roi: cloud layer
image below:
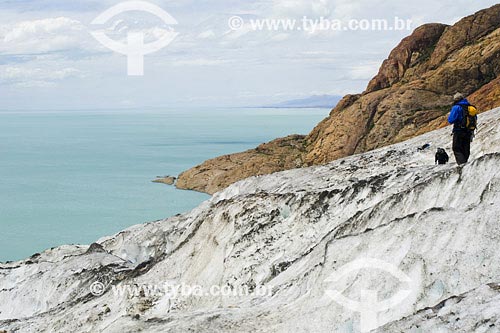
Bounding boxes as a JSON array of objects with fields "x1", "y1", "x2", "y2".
[{"x1": 0, "y1": 0, "x2": 499, "y2": 109}]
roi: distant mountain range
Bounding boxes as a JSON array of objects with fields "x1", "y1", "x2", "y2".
[{"x1": 264, "y1": 95, "x2": 342, "y2": 109}]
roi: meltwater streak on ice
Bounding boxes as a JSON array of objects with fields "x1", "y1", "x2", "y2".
[{"x1": 0, "y1": 107, "x2": 330, "y2": 262}]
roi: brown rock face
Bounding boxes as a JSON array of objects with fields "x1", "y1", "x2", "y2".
[
  {"x1": 176, "y1": 135, "x2": 306, "y2": 194},
  {"x1": 177, "y1": 4, "x2": 500, "y2": 194},
  {"x1": 366, "y1": 23, "x2": 447, "y2": 92},
  {"x1": 429, "y1": 6, "x2": 500, "y2": 69},
  {"x1": 469, "y1": 77, "x2": 500, "y2": 111}
]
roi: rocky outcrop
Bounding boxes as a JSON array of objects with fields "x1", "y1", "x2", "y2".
[
  {"x1": 152, "y1": 176, "x2": 176, "y2": 186},
  {"x1": 2, "y1": 107, "x2": 500, "y2": 332},
  {"x1": 365, "y1": 23, "x2": 447, "y2": 92},
  {"x1": 176, "y1": 135, "x2": 307, "y2": 194},
  {"x1": 177, "y1": 4, "x2": 500, "y2": 194}
]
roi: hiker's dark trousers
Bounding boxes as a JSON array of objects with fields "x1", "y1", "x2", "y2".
[{"x1": 452, "y1": 131, "x2": 472, "y2": 165}]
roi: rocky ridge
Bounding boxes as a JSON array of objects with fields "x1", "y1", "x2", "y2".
[{"x1": 177, "y1": 4, "x2": 500, "y2": 194}]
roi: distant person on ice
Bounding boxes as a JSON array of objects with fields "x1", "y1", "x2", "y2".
[{"x1": 448, "y1": 92, "x2": 478, "y2": 165}]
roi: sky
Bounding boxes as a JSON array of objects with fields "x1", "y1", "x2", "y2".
[{"x1": 0, "y1": 0, "x2": 498, "y2": 110}]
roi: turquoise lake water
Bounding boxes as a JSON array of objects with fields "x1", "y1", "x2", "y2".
[{"x1": 0, "y1": 108, "x2": 329, "y2": 262}]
